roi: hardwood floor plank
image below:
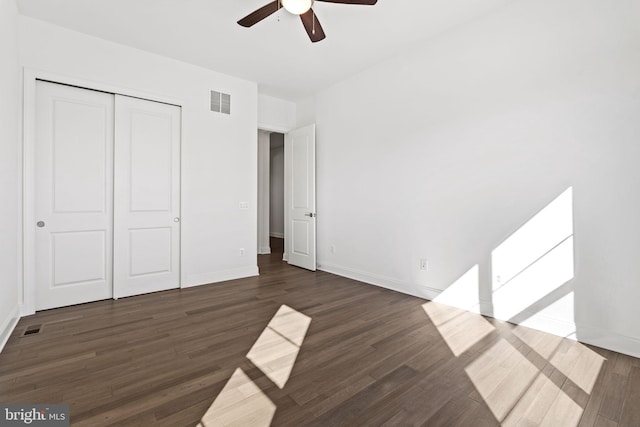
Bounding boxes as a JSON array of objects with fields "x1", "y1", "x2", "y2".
[
  {"x1": 303, "y1": 365, "x2": 419, "y2": 427},
  {"x1": 618, "y1": 366, "x2": 640, "y2": 427},
  {"x1": 594, "y1": 415, "x2": 619, "y2": 427},
  {"x1": 598, "y1": 373, "x2": 629, "y2": 422},
  {"x1": 578, "y1": 349, "x2": 617, "y2": 427}
]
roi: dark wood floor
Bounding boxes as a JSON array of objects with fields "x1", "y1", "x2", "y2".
[{"x1": 1, "y1": 238, "x2": 639, "y2": 426}]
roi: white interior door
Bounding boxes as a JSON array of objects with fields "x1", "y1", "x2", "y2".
[
  {"x1": 113, "y1": 95, "x2": 181, "y2": 298},
  {"x1": 285, "y1": 124, "x2": 316, "y2": 270},
  {"x1": 34, "y1": 81, "x2": 114, "y2": 310}
]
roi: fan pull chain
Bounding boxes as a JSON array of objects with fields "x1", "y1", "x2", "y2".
[
  {"x1": 312, "y1": 9, "x2": 315, "y2": 34},
  {"x1": 277, "y1": 0, "x2": 280, "y2": 22}
]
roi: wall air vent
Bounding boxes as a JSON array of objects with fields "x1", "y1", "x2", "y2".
[{"x1": 211, "y1": 90, "x2": 231, "y2": 115}]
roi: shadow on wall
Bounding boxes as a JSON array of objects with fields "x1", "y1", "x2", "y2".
[{"x1": 432, "y1": 187, "x2": 576, "y2": 339}]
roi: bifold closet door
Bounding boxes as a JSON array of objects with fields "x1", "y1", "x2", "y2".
[
  {"x1": 34, "y1": 81, "x2": 115, "y2": 310},
  {"x1": 34, "y1": 82, "x2": 181, "y2": 310},
  {"x1": 113, "y1": 95, "x2": 181, "y2": 299}
]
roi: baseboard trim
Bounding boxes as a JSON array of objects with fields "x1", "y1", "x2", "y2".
[
  {"x1": 258, "y1": 246, "x2": 272, "y2": 255},
  {"x1": 270, "y1": 232, "x2": 284, "y2": 239},
  {"x1": 576, "y1": 324, "x2": 640, "y2": 358},
  {"x1": 0, "y1": 306, "x2": 20, "y2": 354},
  {"x1": 182, "y1": 266, "x2": 260, "y2": 289},
  {"x1": 317, "y1": 262, "x2": 440, "y2": 300},
  {"x1": 504, "y1": 313, "x2": 577, "y2": 341}
]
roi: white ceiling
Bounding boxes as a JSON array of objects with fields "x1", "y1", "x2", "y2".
[{"x1": 17, "y1": 0, "x2": 514, "y2": 100}]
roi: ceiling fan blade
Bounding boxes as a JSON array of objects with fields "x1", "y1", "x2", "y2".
[
  {"x1": 300, "y1": 9, "x2": 326, "y2": 42},
  {"x1": 238, "y1": 0, "x2": 280, "y2": 27},
  {"x1": 316, "y1": 0, "x2": 377, "y2": 4}
]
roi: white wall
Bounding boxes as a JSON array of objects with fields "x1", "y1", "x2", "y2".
[
  {"x1": 19, "y1": 17, "x2": 259, "y2": 311},
  {"x1": 270, "y1": 133, "x2": 285, "y2": 238},
  {"x1": 0, "y1": 0, "x2": 21, "y2": 349},
  {"x1": 314, "y1": 0, "x2": 640, "y2": 356},
  {"x1": 295, "y1": 96, "x2": 316, "y2": 128},
  {"x1": 258, "y1": 94, "x2": 296, "y2": 133}
]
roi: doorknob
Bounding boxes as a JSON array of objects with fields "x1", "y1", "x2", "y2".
[
  {"x1": 36, "y1": 221, "x2": 45, "y2": 228},
  {"x1": 174, "y1": 217, "x2": 180, "y2": 223},
  {"x1": 304, "y1": 213, "x2": 315, "y2": 218}
]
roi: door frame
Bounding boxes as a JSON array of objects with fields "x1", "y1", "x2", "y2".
[
  {"x1": 256, "y1": 123, "x2": 317, "y2": 266},
  {"x1": 22, "y1": 69, "x2": 184, "y2": 316}
]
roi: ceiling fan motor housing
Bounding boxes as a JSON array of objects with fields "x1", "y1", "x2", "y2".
[{"x1": 281, "y1": 0, "x2": 314, "y2": 15}]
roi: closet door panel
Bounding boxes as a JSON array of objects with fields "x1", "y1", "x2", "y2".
[
  {"x1": 34, "y1": 81, "x2": 114, "y2": 310},
  {"x1": 113, "y1": 95, "x2": 181, "y2": 298}
]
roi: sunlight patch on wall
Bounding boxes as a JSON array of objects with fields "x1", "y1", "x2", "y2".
[
  {"x1": 492, "y1": 187, "x2": 573, "y2": 287},
  {"x1": 422, "y1": 301, "x2": 494, "y2": 357},
  {"x1": 247, "y1": 304, "x2": 312, "y2": 389},
  {"x1": 493, "y1": 236, "x2": 575, "y2": 321},
  {"x1": 198, "y1": 368, "x2": 276, "y2": 427},
  {"x1": 492, "y1": 187, "x2": 575, "y2": 329},
  {"x1": 517, "y1": 290, "x2": 577, "y2": 338},
  {"x1": 433, "y1": 265, "x2": 481, "y2": 313}
]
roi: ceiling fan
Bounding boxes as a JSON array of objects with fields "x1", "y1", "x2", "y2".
[{"x1": 238, "y1": 0, "x2": 377, "y2": 43}]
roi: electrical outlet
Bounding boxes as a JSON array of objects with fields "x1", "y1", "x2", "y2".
[
  {"x1": 239, "y1": 248, "x2": 245, "y2": 255},
  {"x1": 420, "y1": 259, "x2": 428, "y2": 271}
]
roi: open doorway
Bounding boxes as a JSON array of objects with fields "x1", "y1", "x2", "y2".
[
  {"x1": 258, "y1": 124, "x2": 317, "y2": 271},
  {"x1": 269, "y1": 133, "x2": 285, "y2": 256},
  {"x1": 257, "y1": 130, "x2": 285, "y2": 260}
]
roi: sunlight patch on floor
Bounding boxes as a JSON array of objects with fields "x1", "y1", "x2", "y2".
[
  {"x1": 540, "y1": 386, "x2": 585, "y2": 426},
  {"x1": 422, "y1": 301, "x2": 494, "y2": 357},
  {"x1": 201, "y1": 305, "x2": 312, "y2": 425},
  {"x1": 247, "y1": 304, "x2": 312, "y2": 389},
  {"x1": 198, "y1": 368, "x2": 276, "y2": 427},
  {"x1": 551, "y1": 340, "x2": 606, "y2": 394},
  {"x1": 501, "y1": 367, "x2": 576, "y2": 426},
  {"x1": 465, "y1": 338, "x2": 539, "y2": 421},
  {"x1": 512, "y1": 324, "x2": 564, "y2": 360},
  {"x1": 463, "y1": 332, "x2": 604, "y2": 426}
]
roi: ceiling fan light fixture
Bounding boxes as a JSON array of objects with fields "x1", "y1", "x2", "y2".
[{"x1": 281, "y1": 0, "x2": 313, "y2": 15}]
